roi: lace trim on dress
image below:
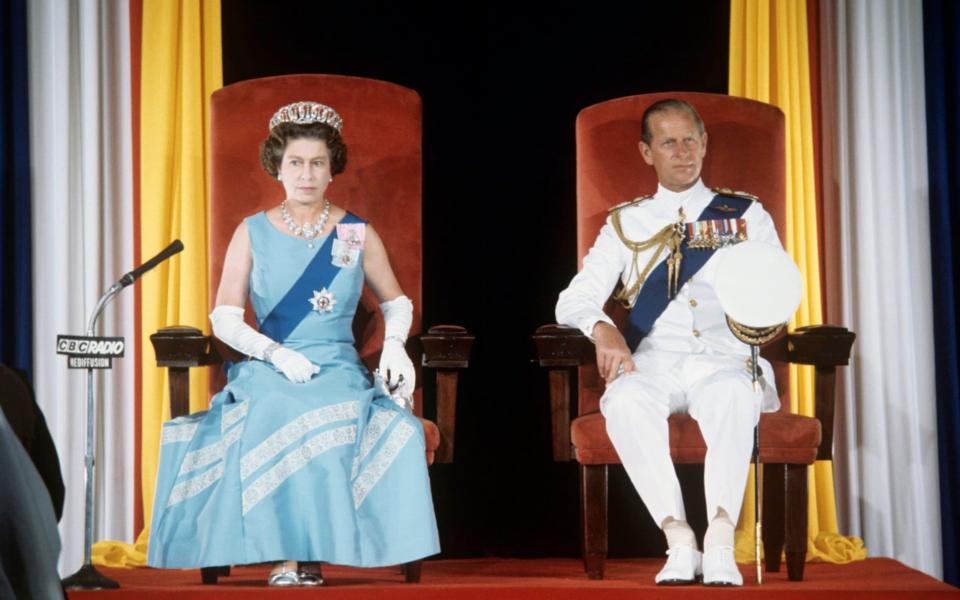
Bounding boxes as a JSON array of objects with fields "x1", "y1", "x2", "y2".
[
  {"x1": 351, "y1": 419, "x2": 415, "y2": 509},
  {"x1": 351, "y1": 409, "x2": 399, "y2": 479},
  {"x1": 240, "y1": 401, "x2": 358, "y2": 481},
  {"x1": 160, "y1": 419, "x2": 200, "y2": 445},
  {"x1": 178, "y1": 423, "x2": 244, "y2": 476},
  {"x1": 221, "y1": 401, "x2": 249, "y2": 433},
  {"x1": 166, "y1": 462, "x2": 225, "y2": 507},
  {"x1": 242, "y1": 424, "x2": 357, "y2": 515}
]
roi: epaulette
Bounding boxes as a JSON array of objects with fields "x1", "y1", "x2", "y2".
[
  {"x1": 607, "y1": 194, "x2": 654, "y2": 214},
  {"x1": 712, "y1": 187, "x2": 760, "y2": 202}
]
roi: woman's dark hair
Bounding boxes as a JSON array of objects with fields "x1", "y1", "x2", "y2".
[{"x1": 259, "y1": 122, "x2": 348, "y2": 177}]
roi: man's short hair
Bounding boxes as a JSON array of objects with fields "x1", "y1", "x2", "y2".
[{"x1": 641, "y1": 99, "x2": 706, "y2": 145}]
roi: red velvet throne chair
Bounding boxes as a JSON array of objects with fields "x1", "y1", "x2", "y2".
[
  {"x1": 150, "y1": 74, "x2": 473, "y2": 584},
  {"x1": 533, "y1": 92, "x2": 855, "y2": 582}
]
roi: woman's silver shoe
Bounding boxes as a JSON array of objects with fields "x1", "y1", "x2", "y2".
[
  {"x1": 267, "y1": 568, "x2": 300, "y2": 587},
  {"x1": 298, "y1": 569, "x2": 324, "y2": 586}
]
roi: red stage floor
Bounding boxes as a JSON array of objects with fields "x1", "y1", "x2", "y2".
[{"x1": 67, "y1": 557, "x2": 960, "y2": 599}]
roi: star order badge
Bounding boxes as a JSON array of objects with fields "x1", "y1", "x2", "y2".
[{"x1": 309, "y1": 288, "x2": 336, "y2": 313}]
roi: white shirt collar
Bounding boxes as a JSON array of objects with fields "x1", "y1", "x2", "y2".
[{"x1": 655, "y1": 178, "x2": 710, "y2": 208}]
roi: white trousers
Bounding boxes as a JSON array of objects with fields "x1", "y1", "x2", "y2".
[{"x1": 600, "y1": 351, "x2": 763, "y2": 527}]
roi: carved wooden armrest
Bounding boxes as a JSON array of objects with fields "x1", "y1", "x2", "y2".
[
  {"x1": 788, "y1": 325, "x2": 856, "y2": 460},
  {"x1": 531, "y1": 324, "x2": 596, "y2": 462},
  {"x1": 420, "y1": 325, "x2": 474, "y2": 463},
  {"x1": 150, "y1": 326, "x2": 216, "y2": 368},
  {"x1": 786, "y1": 325, "x2": 856, "y2": 366},
  {"x1": 763, "y1": 325, "x2": 857, "y2": 461},
  {"x1": 532, "y1": 324, "x2": 595, "y2": 367},
  {"x1": 150, "y1": 326, "x2": 216, "y2": 418},
  {"x1": 150, "y1": 326, "x2": 247, "y2": 418}
]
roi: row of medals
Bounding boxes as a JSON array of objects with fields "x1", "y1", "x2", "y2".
[{"x1": 685, "y1": 218, "x2": 748, "y2": 250}]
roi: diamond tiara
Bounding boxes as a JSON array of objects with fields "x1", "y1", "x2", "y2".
[{"x1": 268, "y1": 101, "x2": 343, "y2": 133}]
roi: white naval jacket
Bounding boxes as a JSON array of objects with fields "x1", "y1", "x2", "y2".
[{"x1": 555, "y1": 179, "x2": 784, "y2": 407}]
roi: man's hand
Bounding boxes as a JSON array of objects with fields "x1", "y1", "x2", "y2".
[{"x1": 593, "y1": 322, "x2": 636, "y2": 382}]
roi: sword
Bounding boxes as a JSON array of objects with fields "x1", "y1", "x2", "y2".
[
  {"x1": 727, "y1": 316, "x2": 783, "y2": 585},
  {"x1": 373, "y1": 368, "x2": 413, "y2": 412},
  {"x1": 712, "y1": 240, "x2": 803, "y2": 585}
]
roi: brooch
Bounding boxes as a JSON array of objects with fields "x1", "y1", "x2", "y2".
[
  {"x1": 308, "y1": 288, "x2": 336, "y2": 313},
  {"x1": 331, "y1": 239, "x2": 360, "y2": 268},
  {"x1": 336, "y1": 223, "x2": 366, "y2": 249}
]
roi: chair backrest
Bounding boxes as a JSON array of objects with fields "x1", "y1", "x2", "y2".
[
  {"x1": 209, "y1": 75, "x2": 423, "y2": 414},
  {"x1": 575, "y1": 91, "x2": 787, "y2": 415}
]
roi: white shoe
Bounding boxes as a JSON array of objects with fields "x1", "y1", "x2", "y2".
[
  {"x1": 655, "y1": 545, "x2": 702, "y2": 585},
  {"x1": 702, "y1": 546, "x2": 743, "y2": 586}
]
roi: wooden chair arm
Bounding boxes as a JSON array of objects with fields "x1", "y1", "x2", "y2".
[
  {"x1": 787, "y1": 325, "x2": 855, "y2": 460},
  {"x1": 150, "y1": 326, "x2": 217, "y2": 368},
  {"x1": 421, "y1": 324, "x2": 474, "y2": 368},
  {"x1": 150, "y1": 327, "x2": 244, "y2": 418},
  {"x1": 761, "y1": 324, "x2": 856, "y2": 461},
  {"x1": 531, "y1": 324, "x2": 595, "y2": 462},
  {"x1": 420, "y1": 325, "x2": 474, "y2": 463},
  {"x1": 786, "y1": 325, "x2": 856, "y2": 367},
  {"x1": 149, "y1": 326, "x2": 212, "y2": 418},
  {"x1": 532, "y1": 324, "x2": 595, "y2": 367}
]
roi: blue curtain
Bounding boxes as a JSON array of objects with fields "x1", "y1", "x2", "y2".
[
  {"x1": 923, "y1": 0, "x2": 960, "y2": 586},
  {"x1": 0, "y1": 0, "x2": 33, "y2": 379}
]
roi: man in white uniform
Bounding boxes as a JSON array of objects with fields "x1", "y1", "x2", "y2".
[{"x1": 555, "y1": 99, "x2": 782, "y2": 586}]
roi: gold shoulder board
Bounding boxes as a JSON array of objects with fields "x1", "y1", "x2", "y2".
[
  {"x1": 607, "y1": 194, "x2": 654, "y2": 214},
  {"x1": 711, "y1": 187, "x2": 760, "y2": 202}
]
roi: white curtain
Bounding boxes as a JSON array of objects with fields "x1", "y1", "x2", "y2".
[
  {"x1": 28, "y1": 0, "x2": 135, "y2": 575},
  {"x1": 821, "y1": 0, "x2": 942, "y2": 578}
]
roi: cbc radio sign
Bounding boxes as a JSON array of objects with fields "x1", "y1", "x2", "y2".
[{"x1": 56, "y1": 335, "x2": 125, "y2": 369}]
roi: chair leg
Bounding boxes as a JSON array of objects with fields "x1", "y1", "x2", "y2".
[
  {"x1": 200, "y1": 566, "x2": 223, "y2": 585},
  {"x1": 785, "y1": 464, "x2": 808, "y2": 581},
  {"x1": 762, "y1": 463, "x2": 785, "y2": 573},
  {"x1": 580, "y1": 464, "x2": 608, "y2": 580},
  {"x1": 402, "y1": 560, "x2": 422, "y2": 583}
]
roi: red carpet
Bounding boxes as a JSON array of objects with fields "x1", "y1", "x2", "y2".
[{"x1": 67, "y1": 557, "x2": 959, "y2": 599}]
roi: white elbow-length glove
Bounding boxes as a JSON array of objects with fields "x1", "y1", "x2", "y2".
[
  {"x1": 378, "y1": 295, "x2": 415, "y2": 402},
  {"x1": 209, "y1": 305, "x2": 319, "y2": 384}
]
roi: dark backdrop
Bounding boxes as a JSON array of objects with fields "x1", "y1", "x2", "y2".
[
  {"x1": 923, "y1": 0, "x2": 960, "y2": 586},
  {"x1": 222, "y1": 0, "x2": 729, "y2": 559}
]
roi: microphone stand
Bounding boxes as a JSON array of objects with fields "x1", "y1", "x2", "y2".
[
  {"x1": 63, "y1": 240, "x2": 183, "y2": 590},
  {"x1": 61, "y1": 283, "x2": 124, "y2": 590}
]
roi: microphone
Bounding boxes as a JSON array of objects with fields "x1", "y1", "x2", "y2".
[{"x1": 117, "y1": 239, "x2": 184, "y2": 288}]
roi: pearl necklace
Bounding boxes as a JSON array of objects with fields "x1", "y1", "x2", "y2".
[{"x1": 281, "y1": 199, "x2": 330, "y2": 240}]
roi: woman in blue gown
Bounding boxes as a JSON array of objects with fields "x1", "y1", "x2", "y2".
[{"x1": 147, "y1": 102, "x2": 439, "y2": 586}]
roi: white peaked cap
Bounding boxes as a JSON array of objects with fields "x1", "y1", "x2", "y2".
[{"x1": 714, "y1": 241, "x2": 802, "y2": 328}]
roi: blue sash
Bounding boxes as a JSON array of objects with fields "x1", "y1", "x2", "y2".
[
  {"x1": 259, "y1": 212, "x2": 365, "y2": 343},
  {"x1": 622, "y1": 194, "x2": 752, "y2": 351}
]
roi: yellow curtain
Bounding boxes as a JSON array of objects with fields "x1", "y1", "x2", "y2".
[
  {"x1": 93, "y1": 0, "x2": 222, "y2": 567},
  {"x1": 728, "y1": 0, "x2": 866, "y2": 564}
]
